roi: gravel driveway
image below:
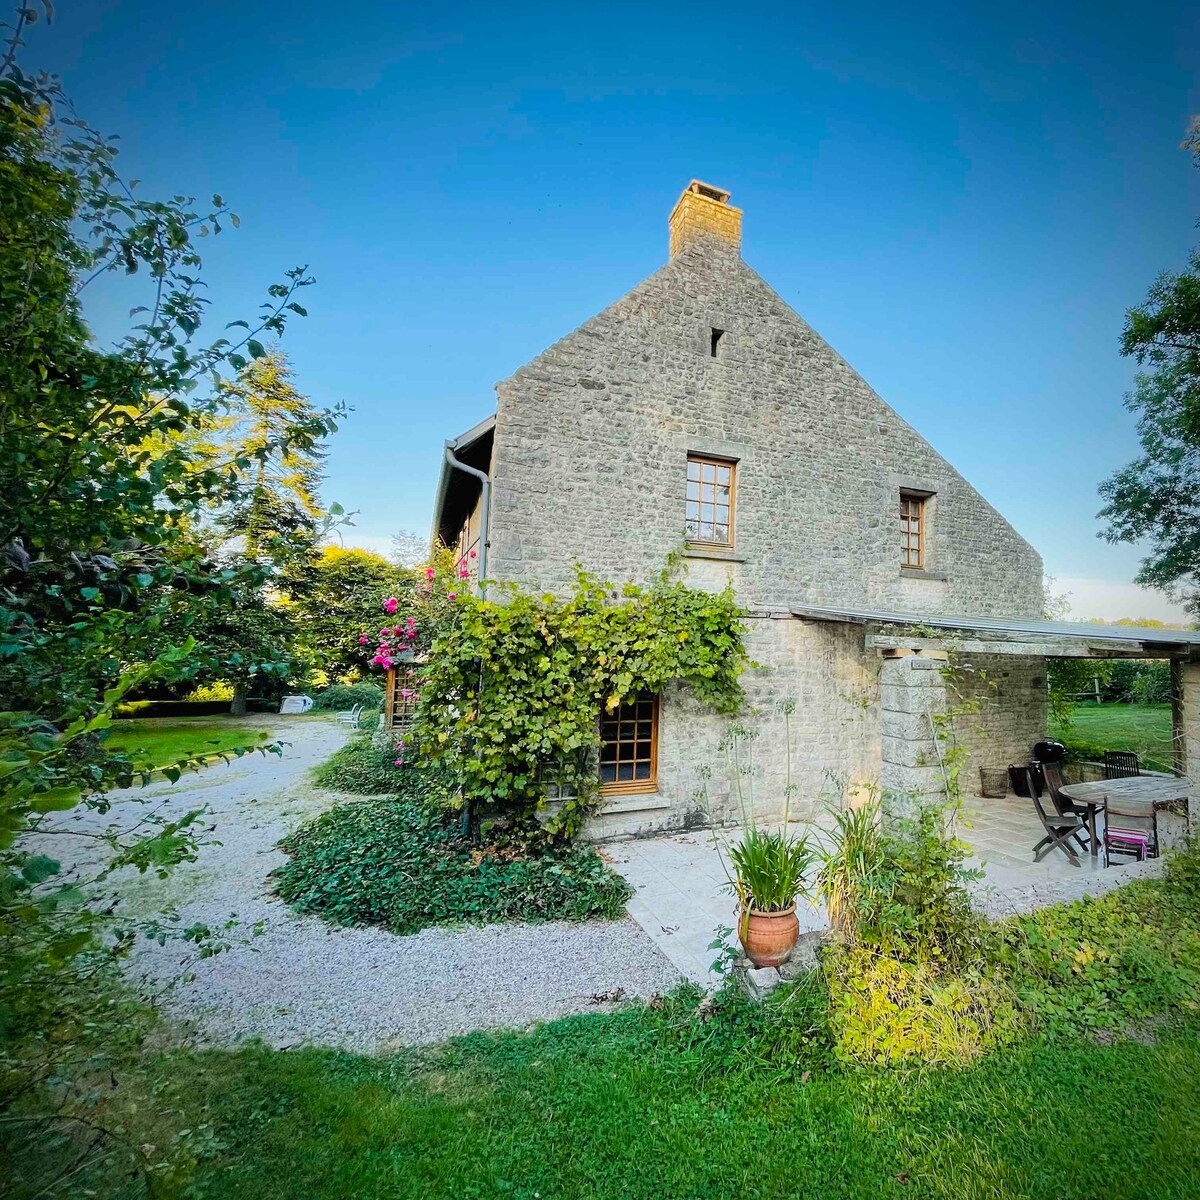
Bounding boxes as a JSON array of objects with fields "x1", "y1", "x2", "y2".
[{"x1": 67, "y1": 718, "x2": 680, "y2": 1052}]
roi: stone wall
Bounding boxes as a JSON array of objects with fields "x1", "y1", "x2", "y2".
[
  {"x1": 486, "y1": 236, "x2": 1043, "y2": 619},
  {"x1": 584, "y1": 613, "x2": 883, "y2": 840},
  {"x1": 878, "y1": 651, "x2": 1046, "y2": 811},
  {"x1": 465, "y1": 200, "x2": 1046, "y2": 838}
]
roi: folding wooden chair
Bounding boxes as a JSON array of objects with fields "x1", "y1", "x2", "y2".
[
  {"x1": 1041, "y1": 762, "x2": 1092, "y2": 848},
  {"x1": 1103, "y1": 750, "x2": 1140, "y2": 779},
  {"x1": 1103, "y1": 801, "x2": 1159, "y2": 867},
  {"x1": 1024, "y1": 767, "x2": 1086, "y2": 867}
]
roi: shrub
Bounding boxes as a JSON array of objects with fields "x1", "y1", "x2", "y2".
[
  {"x1": 273, "y1": 799, "x2": 633, "y2": 934},
  {"x1": 823, "y1": 944, "x2": 1027, "y2": 1066},
  {"x1": 311, "y1": 682, "x2": 384, "y2": 711},
  {"x1": 1132, "y1": 660, "x2": 1172, "y2": 704}
]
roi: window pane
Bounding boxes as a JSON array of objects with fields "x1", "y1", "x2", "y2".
[
  {"x1": 701, "y1": 503, "x2": 714, "y2": 522},
  {"x1": 635, "y1": 763, "x2": 651, "y2": 780},
  {"x1": 685, "y1": 500, "x2": 700, "y2": 520},
  {"x1": 687, "y1": 481, "x2": 700, "y2": 501},
  {"x1": 687, "y1": 461, "x2": 700, "y2": 481},
  {"x1": 618, "y1": 763, "x2": 634, "y2": 782},
  {"x1": 713, "y1": 524, "x2": 728, "y2": 543},
  {"x1": 702, "y1": 462, "x2": 715, "y2": 482},
  {"x1": 717, "y1": 465, "x2": 731, "y2": 484},
  {"x1": 600, "y1": 764, "x2": 616, "y2": 782}
]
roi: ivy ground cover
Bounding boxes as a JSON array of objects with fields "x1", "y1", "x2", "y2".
[{"x1": 273, "y1": 797, "x2": 632, "y2": 934}]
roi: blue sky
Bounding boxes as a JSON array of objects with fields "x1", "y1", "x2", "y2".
[{"x1": 31, "y1": 0, "x2": 1200, "y2": 619}]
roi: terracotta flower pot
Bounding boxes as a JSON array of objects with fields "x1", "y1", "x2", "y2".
[{"x1": 738, "y1": 903, "x2": 799, "y2": 968}]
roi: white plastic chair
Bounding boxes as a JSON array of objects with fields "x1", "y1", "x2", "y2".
[{"x1": 335, "y1": 703, "x2": 363, "y2": 729}]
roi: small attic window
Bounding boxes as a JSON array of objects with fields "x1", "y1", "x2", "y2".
[{"x1": 710, "y1": 328, "x2": 724, "y2": 358}]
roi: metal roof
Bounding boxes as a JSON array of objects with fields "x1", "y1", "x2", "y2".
[{"x1": 789, "y1": 603, "x2": 1200, "y2": 647}]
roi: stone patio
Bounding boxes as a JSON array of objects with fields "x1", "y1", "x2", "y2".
[{"x1": 602, "y1": 793, "x2": 1180, "y2": 984}]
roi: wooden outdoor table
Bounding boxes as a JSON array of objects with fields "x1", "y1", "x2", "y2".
[{"x1": 1058, "y1": 776, "x2": 1190, "y2": 858}]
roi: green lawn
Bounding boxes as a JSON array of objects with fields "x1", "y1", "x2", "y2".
[
  {"x1": 34, "y1": 1003, "x2": 1200, "y2": 1200},
  {"x1": 103, "y1": 717, "x2": 271, "y2": 770},
  {"x1": 1050, "y1": 702, "x2": 1174, "y2": 771}
]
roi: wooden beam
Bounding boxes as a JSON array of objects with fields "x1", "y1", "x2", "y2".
[{"x1": 864, "y1": 632, "x2": 1148, "y2": 658}]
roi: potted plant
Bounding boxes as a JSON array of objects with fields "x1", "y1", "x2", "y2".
[
  {"x1": 729, "y1": 826, "x2": 814, "y2": 967},
  {"x1": 701, "y1": 702, "x2": 815, "y2": 968}
]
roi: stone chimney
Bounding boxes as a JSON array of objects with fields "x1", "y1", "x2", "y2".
[{"x1": 668, "y1": 180, "x2": 742, "y2": 259}]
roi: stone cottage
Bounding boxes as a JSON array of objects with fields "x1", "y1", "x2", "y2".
[{"x1": 418, "y1": 181, "x2": 1200, "y2": 839}]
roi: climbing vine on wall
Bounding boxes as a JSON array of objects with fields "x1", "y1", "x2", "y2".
[{"x1": 396, "y1": 562, "x2": 748, "y2": 840}]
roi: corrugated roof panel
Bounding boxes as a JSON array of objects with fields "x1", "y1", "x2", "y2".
[{"x1": 789, "y1": 603, "x2": 1200, "y2": 646}]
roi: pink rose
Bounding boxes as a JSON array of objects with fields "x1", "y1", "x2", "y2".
[
  {"x1": 448, "y1": 592, "x2": 457, "y2": 601},
  {"x1": 470, "y1": 550, "x2": 477, "y2": 559},
  {"x1": 426, "y1": 567, "x2": 435, "y2": 580},
  {"x1": 383, "y1": 597, "x2": 399, "y2": 615},
  {"x1": 358, "y1": 635, "x2": 369, "y2": 644}
]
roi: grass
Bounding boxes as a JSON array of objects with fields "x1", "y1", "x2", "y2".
[
  {"x1": 13, "y1": 1000, "x2": 1200, "y2": 1199},
  {"x1": 12, "y1": 854, "x2": 1200, "y2": 1198},
  {"x1": 1050, "y1": 702, "x2": 1173, "y2": 771},
  {"x1": 273, "y1": 797, "x2": 632, "y2": 933},
  {"x1": 103, "y1": 716, "x2": 271, "y2": 770}
]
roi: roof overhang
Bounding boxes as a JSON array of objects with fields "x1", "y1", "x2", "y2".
[
  {"x1": 790, "y1": 603, "x2": 1200, "y2": 659},
  {"x1": 430, "y1": 414, "x2": 496, "y2": 549}
]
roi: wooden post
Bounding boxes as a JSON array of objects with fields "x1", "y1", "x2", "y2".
[
  {"x1": 384, "y1": 665, "x2": 396, "y2": 729},
  {"x1": 1172, "y1": 658, "x2": 1185, "y2": 777}
]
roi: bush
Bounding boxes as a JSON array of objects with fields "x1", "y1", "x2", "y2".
[
  {"x1": 823, "y1": 944, "x2": 1027, "y2": 1066},
  {"x1": 1132, "y1": 661, "x2": 1172, "y2": 704},
  {"x1": 1059, "y1": 737, "x2": 1108, "y2": 765},
  {"x1": 273, "y1": 799, "x2": 633, "y2": 934},
  {"x1": 311, "y1": 682, "x2": 384, "y2": 712}
]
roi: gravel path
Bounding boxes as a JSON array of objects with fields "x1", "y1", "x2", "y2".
[{"x1": 65, "y1": 718, "x2": 679, "y2": 1052}]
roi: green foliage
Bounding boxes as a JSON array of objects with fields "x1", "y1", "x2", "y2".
[
  {"x1": 728, "y1": 827, "x2": 814, "y2": 912},
  {"x1": 0, "y1": 5, "x2": 322, "y2": 1146},
  {"x1": 272, "y1": 798, "x2": 633, "y2": 934},
  {"x1": 702, "y1": 703, "x2": 816, "y2": 915},
  {"x1": 311, "y1": 736, "x2": 417, "y2": 795},
  {"x1": 816, "y1": 796, "x2": 887, "y2": 933},
  {"x1": 818, "y1": 796, "x2": 998, "y2": 1064},
  {"x1": 14, "y1": 969, "x2": 1200, "y2": 1198},
  {"x1": 292, "y1": 547, "x2": 410, "y2": 682},
  {"x1": 1132, "y1": 660, "x2": 1172, "y2": 703},
  {"x1": 1046, "y1": 658, "x2": 1113, "y2": 727},
  {"x1": 828, "y1": 799, "x2": 984, "y2": 967},
  {"x1": 310, "y1": 682, "x2": 384, "y2": 712},
  {"x1": 823, "y1": 944, "x2": 1027, "y2": 1067},
  {"x1": 411, "y1": 561, "x2": 748, "y2": 839},
  {"x1": 995, "y1": 865, "x2": 1200, "y2": 1036},
  {"x1": 1098, "y1": 133, "x2": 1200, "y2": 614}
]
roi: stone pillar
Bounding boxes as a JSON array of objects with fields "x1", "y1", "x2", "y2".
[
  {"x1": 1178, "y1": 660, "x2": 1200, "y2": 833},
  {"x1": 879, "y1": 652, "x2": 949, "y2": 812}
]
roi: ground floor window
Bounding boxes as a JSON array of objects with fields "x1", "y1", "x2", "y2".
[{"x1": 599, "y1": 693, "x2": 659, "y2": 794}]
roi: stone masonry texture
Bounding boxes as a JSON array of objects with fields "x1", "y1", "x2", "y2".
[{"x1": 458, "y1": 196, "x2": 1047, "y2": 836}]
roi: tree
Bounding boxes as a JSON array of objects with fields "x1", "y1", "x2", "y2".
[
  {"x1": 0, "y1": 3, "x2": 333, "y2": 1159},
  {"x1": 215, "y1": 350, "x2": 329, "y2": 564},
  {"x1": 1098, "y1": 119, "x2": 1200, "y2": 614},
  {"x1": 290, "y1": 546, "x2": 409, "y2": 682}
]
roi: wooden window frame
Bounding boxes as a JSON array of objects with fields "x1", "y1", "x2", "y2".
[
  {"x1": 900, "y1": 490, "x2": 928, "y2": 570},
  {"x1": 685, "y1": 454, "x2": 736, "y2": 550},
  {"x1": 599, "y1": 693, "x2": 659, "y2": 796}
]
